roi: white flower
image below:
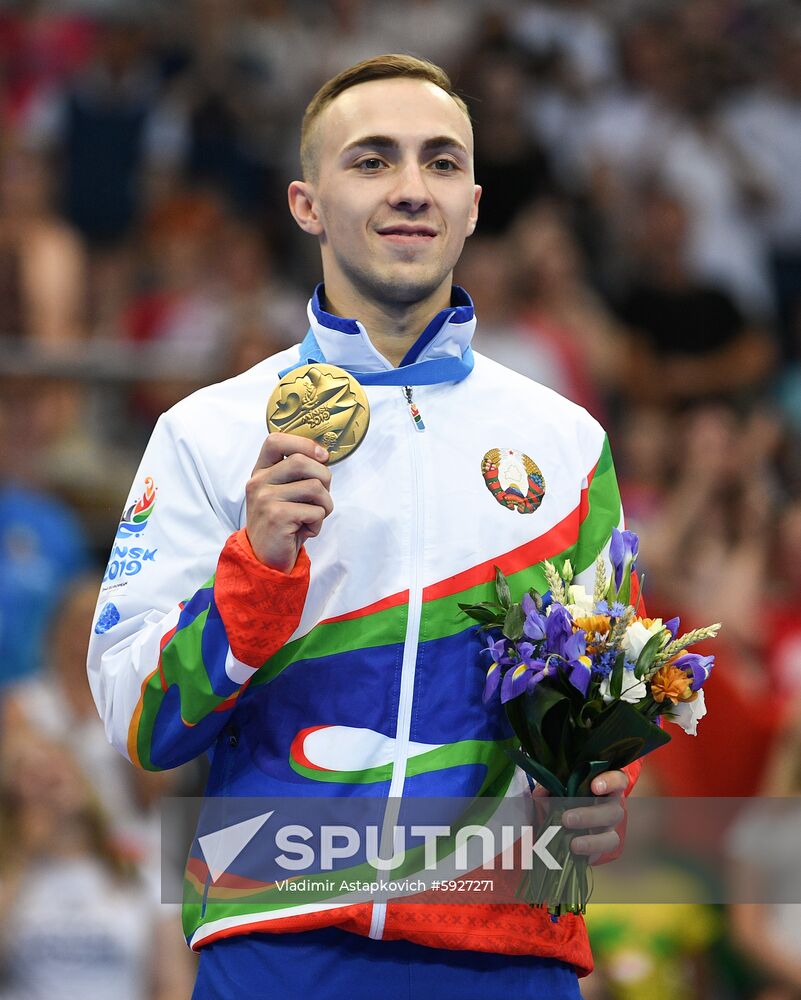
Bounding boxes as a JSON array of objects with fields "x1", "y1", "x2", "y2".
[
  {"x1": 566, "y1": 584, "x2": 594, "y2": 617},
  {"x1": 622, "y1": 619, "x2": 664, "y2": 663},
  {"x1": 599, "y1": 671, "x2": 647, "y2": 705},
  {"x1": 665, "y1": 689, "x2": 707, "y2": 736}
]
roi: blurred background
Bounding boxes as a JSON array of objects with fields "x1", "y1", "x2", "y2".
[{"x1": 0, "y1": 0, "x2": 800, "y2": 996}]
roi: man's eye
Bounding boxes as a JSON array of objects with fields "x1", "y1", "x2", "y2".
[
  {"x1": 432, "y1": 159, "x2": 457, "y2": 171},
  {"x1": 357, "y1": 158, "x2": 385, "y2": 170}
]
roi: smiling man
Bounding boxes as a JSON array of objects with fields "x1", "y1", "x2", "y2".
[{"x1": 88, "y1": 55, "x2": 636, "y2": 1000}]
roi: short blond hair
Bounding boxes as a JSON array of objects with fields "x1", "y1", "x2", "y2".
[{"x1": 300, "y1": 54, "x2": 472, "y2": 181}]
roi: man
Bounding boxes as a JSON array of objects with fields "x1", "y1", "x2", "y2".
[{"x1": 88, "y1": 55, "x2": 636, "y2": 999}]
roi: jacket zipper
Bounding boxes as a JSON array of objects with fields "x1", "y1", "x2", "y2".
[
  {"x1": 404, "y1": 385, "x2": 426, "y2": 431},
  {"x1": 368, "y1": 388, "x2": 426, "y2": 940}
]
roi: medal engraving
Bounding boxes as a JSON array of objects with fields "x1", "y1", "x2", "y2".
[{"x1": 267, "y1": 363, "x2": 370, "y2": 463}]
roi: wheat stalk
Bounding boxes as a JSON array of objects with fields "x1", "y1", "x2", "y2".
[
  {"x1": 543, "y1": 560, "x2": 566, "y2": 603},
  {"x1": 607, "y1": 607, "x2": 635, "y2": 648},
  {"x1": 593, "y1": 555, "x2": 607, "y2": 605},
  {"x1": 655, "y1": 623, "x2": 722, "y2": 664}
]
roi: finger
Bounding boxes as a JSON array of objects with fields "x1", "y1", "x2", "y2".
[
  {"x1": 591, "y1": 770, "x2": 629, "y2": 796},
  {"x1": 298, "y1": 511, "x2": 326, "y2": 543},
  {"x1": 259, "y1": 481, "x2": 334, "y2": 518},
  {"x1": 570, "y1": 829, "x2": 620, "y2": 858},
  {"x1": 253, "y1": 433, "x2": 329, "y2": 473},
  {"x1": 563, "y1": 801, "x2": 624, "y2": 832},
  {"x1": 281, "y1": 501, "x2": 330, "y2": 533},
  {"x1": 260, "y1": 453, "x2": 333, "y2": 490}
]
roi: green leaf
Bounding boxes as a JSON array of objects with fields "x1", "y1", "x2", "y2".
[
  {"x1": 634, "y1": 630, "x2": 666, "y2": 679},
  {"x1": 459, "y1": 607, "x2": 500, "y2": 625},
  {"x1": 523, "y1": 686, "x2": 572, "y2": 777},
  {"x1": 507, "y1": 749, "x2": 566, "y2": 796},
  {"x1": 578, "y1": 697, "x2": 604, "y2": 728},
  {"x1": 457, "y1": 601, "x2": 505, "y2": 614},
  {"x1": 523, "y1": 685, "x2": 569, "y2": 735},
  {"x1": 495, "y1": 566, "x2": 511, "y2": 609},
  {"x1": 609, "y1": 652, "x2": 625, "y2": 700},
  {"x1": 504, "y1": 695, "x2": 534, "y2": 758},
  {"x1": 633, "y1": 571, "x2": 646, "y2": 614},
  {"x1": 617, "y1": 570, "x2": 632, "y2": 607},
  {"x1": 503, "y1": 603, "x2": 526, "y2": 641},
  {"x1": 457, "y1": 601, "x2": 505, "y2": 626},
  {"x1": 571, "y1": 700, "x2": 671, "y2": 771},
  {"x1": 565, "y1": 760, "x2": 610, "y2": 798}
]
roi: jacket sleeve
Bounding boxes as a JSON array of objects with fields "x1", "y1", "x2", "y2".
[{"x1": 87, "y1": 410, "x2": 309, "y2": 771}]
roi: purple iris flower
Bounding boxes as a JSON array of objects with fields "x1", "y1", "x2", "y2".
[
  {"x1": 517, "y1": 641, "x2": 537, "y2": 663},
  {"x1": 559, "y1": 629, "x2": 590, "y2": 696},
  {"x1": 481, "y1": 636, "x2": 511, "y2": 703},
  {"x1": 565, "y1": 659, "x2": 591, "y2": 697},
  {"x1": 521, "y1": 593, "x2": 546, "y2": 641},
  {"x1": 484, "y1": 635, "x2": 511, "y2": 665},
  {"x1": 610, "y1": 528, "x2": 640, "y2": 589},
  {"x1": 483, "y1": 663, "x2": 501, "y2": 702},
  {"x1": 562, "y1": 629, "x2": 586, "y2": 663},
  {"x1": 501, "y1": 658, "x2": 548, "y2": 703},
  {"x1": 664, "y1": 617, "x2": 681, "y2": 639},
  {"x1": 545, "y1": 603, "x2": 574, "y2": 658},
  {"x1": 673, "y1": 653, "x2": 715, "y2": 691}
]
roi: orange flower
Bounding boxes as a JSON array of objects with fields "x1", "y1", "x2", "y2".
[
  {"x1": 573, "y1": 615, "x2": 611, "y2": 635},
  {"x1": 650, "y1": 664, "x2": 696, "y2": 704}
]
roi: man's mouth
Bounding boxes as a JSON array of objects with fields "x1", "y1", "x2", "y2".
[{"x1": 376, "y1": 225, "x2": 438, "y2": 242}]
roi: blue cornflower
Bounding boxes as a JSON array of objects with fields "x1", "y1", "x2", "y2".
[{"x1": 592, "y1": 650, "x2": 617, "y2": 677}]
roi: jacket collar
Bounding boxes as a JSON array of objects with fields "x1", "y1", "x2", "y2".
[{"x1": 307, "y1": 283, "x2": 476, "y2": 374}]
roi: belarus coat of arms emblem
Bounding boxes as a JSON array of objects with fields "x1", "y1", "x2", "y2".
[{"x1": 481, "y1": 448, "x2": 546, "y2": 514}]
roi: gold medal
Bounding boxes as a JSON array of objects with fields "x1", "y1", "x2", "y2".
[{"x1": 266, "y1": 363, "x2": 370, "y2": 463}]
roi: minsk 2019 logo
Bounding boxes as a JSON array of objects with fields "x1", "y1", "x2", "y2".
[{"x1": 117, "y1": 476, "x2": 157, "y2": 538}]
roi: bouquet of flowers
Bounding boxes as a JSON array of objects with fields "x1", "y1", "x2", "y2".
[{"x1": 460, "y1": 528, "x2": 720, "y2": 916}]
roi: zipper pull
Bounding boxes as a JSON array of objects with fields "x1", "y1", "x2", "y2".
[{"x1": 403, "y1": 386, "x2": 426, "y2": 431}]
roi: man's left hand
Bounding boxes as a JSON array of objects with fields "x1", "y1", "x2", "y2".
[{"x1": 533, "y1": 769, "x2": 629, "y2": 865}]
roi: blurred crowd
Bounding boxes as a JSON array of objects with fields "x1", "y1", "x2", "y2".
[{"x1": 1, "y1": 0, "x2": 801, "y2": 997}]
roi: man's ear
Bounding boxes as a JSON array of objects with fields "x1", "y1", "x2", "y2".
[
  {"x1": 287, "y1": 181, "x2": 324, "y2": 236},
  {"x1": 466, "y1": 184, "x2": 481, "y2": 237}
]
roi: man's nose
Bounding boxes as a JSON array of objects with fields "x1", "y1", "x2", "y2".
[{"x1": 388, "y1": 161, "x2": 431, "y2": 212}]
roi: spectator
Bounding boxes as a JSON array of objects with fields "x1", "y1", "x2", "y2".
[
  {"x1": 0, "y1": 143, "x2": 86, "y2": 345},
  {"x1": 0, "y1": 3, "x2": 96, "y2": 129},
  {"x1": 723, "y1": 24, "x2": 801, "y2": 362},
  {"x1": 2, "y1": 576, "x2": 152, "y2": 832},
  {"x1": 21, "y1": 10, "x2": 178, "y2": 332},
  {"x1": 0, "y1": 729, "x2": 193, "y2": 1000},
  {"x1": 0, "y1": 392, "x2": 90, "y2": 690},
  {"x1": 728, "y1": 701, "x2": 801, "y2": 999},
  {"x1": 614, "y1": 188, "x2": 774, "y2": 408},
  {"x1": 463, "y1": 50, "x2": 554, "y2": 234},
  {"x1": 456, "y1": 233, "x2": 574, "y2": 397},
  {"x1": 509, "y1": 200, "x2": 627, "y2": 421}
]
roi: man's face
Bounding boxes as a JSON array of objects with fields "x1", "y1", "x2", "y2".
[{"x1": 299, "y1": 77, "x2": 481, "y2": 309}]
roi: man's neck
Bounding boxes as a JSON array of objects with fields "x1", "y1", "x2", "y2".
[{"x1": 321, "y1": 281, "x2": 453, "y2": 367}]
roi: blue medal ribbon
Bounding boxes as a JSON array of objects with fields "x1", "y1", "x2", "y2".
[{"x1": 278, "y1": 328, "x2": 474, "y2": 386}]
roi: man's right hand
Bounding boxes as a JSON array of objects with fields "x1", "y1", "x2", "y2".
[{"x1": 245, "y1": 433, "x2": 332, "y2": 574}]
